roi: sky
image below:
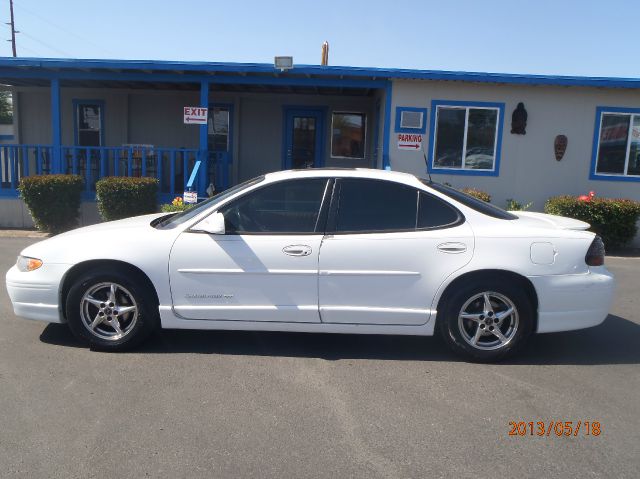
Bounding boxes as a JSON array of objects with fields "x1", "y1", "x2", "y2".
[{"x1": 0, "y1": 0, "x2": 637, "y2": 78}]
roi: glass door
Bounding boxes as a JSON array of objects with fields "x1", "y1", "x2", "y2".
[
  {"x1": 207, "y1": 104, "x2": 233, "y2": 192},
  {"x1": 283, "y1": 108, "x2": 325, "y2": 169}
]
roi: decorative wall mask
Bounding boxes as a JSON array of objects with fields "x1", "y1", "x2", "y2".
[
  {"x1": 511, "y1": 102, "x2": 527, "y2": 135},
  {"x1": 554, "y1": 135, "x2": 568, "y2": 161}
]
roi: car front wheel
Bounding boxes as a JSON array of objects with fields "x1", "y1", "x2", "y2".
[
  {"x1": 66, "y1": 269, "x2": 158, "y2": 351},
  {"x1": 438, "y1": 279, "x2": 534, "y2": 362}
]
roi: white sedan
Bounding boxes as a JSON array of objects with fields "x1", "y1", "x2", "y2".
[{"x1": 5, "y1": 169, "x2": 615, "y2": 361}]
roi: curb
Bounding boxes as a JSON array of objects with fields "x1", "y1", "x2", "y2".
[{"x1": 0, "y1": 230, "x2": 49, "y2": 239}]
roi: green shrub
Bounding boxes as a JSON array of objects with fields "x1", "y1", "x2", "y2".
[
  {"x1": 18, "y1": 175, "x2": 83, "y2": 234},
  {"x1": 96, "y1": 177, "x2": 159, "y2": 221},
  {"x1": 506, "y1": 198, "x2": 533, "y2": 211},
  {"x1": 545, "y1": 195, "x2": 640, "y2": 249},
  {"x1": 460, "y1": 187, "x2": 491, "y2": 203}
]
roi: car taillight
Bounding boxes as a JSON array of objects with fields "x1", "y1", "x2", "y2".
[{"x1": 585, "y1": 236, "x2": 605, "y2": 266}]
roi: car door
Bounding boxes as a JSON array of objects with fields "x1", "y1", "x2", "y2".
[
  {"x1": 169, "y1": 177, "x2": 331, "y2": 322},
  {"x1": 318, "y1": 178, "x2": 474, "y2": 325}
]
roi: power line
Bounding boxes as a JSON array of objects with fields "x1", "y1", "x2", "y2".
[
  {"x1": 0, "y1": 21, "x2": 65, "y2": 57},
  {"x1": 16, "y1": 42, "x2": 41, "y2": 57},
  {"x1": 13, "y1": 1, "x2": 119, "y2": 57},
  {"x1": 20, "y1": 30, "x2": 72, "y2": 57}
]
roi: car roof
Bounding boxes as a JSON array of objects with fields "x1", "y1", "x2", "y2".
[{"x1": 264, "y1": 168, "x2": 421, "y2": 184}]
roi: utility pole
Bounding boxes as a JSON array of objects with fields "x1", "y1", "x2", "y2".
[{"x1": 7, "y1": 0, "x2": 17, "y2": 57}]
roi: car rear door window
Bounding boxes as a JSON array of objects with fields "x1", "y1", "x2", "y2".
[
  {"x1": 334, "y1": 179, "x2": 418, "y2": 232},
  {"x1": 220, "y1": 178, "x2": 329, "y2": 234},
  {"x1": 417, "y1": 192, "x2": 461, "y2": 229}
]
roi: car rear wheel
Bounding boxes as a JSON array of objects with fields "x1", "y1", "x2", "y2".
[
  {"x1": 66, "y1": 269, "x2": 158, "y2": 351},
  {"x1": 438, "y1": 279, "x2": 534, "y2": 362}
]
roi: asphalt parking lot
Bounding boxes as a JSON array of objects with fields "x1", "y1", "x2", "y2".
[{"x1": 1, "y1": 236, "x2": 639, "y2": 478}]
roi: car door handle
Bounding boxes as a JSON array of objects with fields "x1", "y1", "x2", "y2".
[
  {"x1": 437, "y1": 242, "x2": 467, "y2": 254},
  {"x1": 283, "y1": 245, "x2": 312, "y2": 257}
]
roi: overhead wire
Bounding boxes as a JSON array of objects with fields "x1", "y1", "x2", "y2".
[
  {"x1": 12, "y1": 1, "x2": 119, "y2": 57},
  {"x1": 19, "y1": 30, "x2": 72, "y2": 57},
  {"x1": 0, "y1": 21, "x2": 41, "y2": 56}
]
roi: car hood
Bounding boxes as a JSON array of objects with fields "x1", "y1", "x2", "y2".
[
  {"x1": 20, "y1": 213, "x2": 169, "y2": 262},
  {"x1": 511, "y1": 211, "x2": 590, "y2": 231},
  {"x1": 55, "y1": 212, "x2": 167, "y2": 237}
]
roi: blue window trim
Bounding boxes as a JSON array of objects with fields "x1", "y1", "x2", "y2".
[
  {"x1": 0, "y1": 134, "x2": 14, "y2": 140},
  {"x1": 382, "y1": 81, "x2": 392, "y2": 170},
  {"x1": 72, "y1": 99, "x2": 105, "y2": 146},
  {"x1": 394, "y1": 106, "x2": 428, "y2": 134},
  {"x1": 427, "y1": 99, "x2": 505, "y2": 177},
  {"x1": 372, "y1": 99, "x2": 381, "y2": 168},
  {"x1": 589, "y1": 106, "x2": 640, "y2": 182}
]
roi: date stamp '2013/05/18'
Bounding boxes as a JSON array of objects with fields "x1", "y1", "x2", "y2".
[{"x1": 509, "y1": 420, "x2": 601, "y2": 437}]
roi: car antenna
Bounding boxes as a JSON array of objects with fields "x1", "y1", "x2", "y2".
[{"x1": 423, "y1": 150, "x2": 433, "y2": 183}]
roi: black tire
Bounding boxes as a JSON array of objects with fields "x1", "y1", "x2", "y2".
[
  {"x1": 65, "y1": 268, "x2": 158, "y2": 351},
  {"x1": 437, "y1": 278, "x2": 534, "y2": 362}
]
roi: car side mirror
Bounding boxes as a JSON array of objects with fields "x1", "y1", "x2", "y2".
[{"x1": 192, "y1": 212, "x2": 225, "y2": 235}]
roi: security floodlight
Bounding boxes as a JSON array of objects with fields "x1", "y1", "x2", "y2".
[{"x1": 274, "y1": 56, "x2": 293, "y2": 72}]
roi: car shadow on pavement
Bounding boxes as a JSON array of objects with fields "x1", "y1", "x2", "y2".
[{"x1": 39, "y1": 314, "x2": 640, "y2": 365}]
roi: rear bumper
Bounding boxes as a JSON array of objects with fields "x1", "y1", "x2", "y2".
[
  {"x1": 5, "y1": 264, "x2": 71, "y2": 323},
  {"x1": 529, "y1": 267, "x2": 615, "y2": 333}
]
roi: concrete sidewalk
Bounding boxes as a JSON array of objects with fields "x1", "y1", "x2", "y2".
[{"x1": 0, "y1": 229, "x2": 49, "y2": 239}]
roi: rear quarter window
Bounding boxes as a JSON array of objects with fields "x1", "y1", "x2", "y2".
[{"x1": 417, "y1": 192, "x2": 462, "y2": 229}]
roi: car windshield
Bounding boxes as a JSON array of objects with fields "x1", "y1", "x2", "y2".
[
  {"x1": 153, "y1": 176, "x2": 265, "y2": 229},
  {"x1": 422, "y1": 180, "x2": 518, "y2": 220}
]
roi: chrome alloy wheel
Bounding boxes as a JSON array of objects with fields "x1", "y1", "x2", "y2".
[
  {"x1": 457, "y1": 291, "x2": 519, "y2": 351},
  {"x1": 80, "y1": 282, "x2": 138, "y2": 341}
]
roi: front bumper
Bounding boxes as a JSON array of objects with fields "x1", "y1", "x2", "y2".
[
  {"x1": 529, "y1": 266, "x2": 615, "y2": 333},
  {"x1": 5, "y1": 263, "x2": 72, "y2": 323}
]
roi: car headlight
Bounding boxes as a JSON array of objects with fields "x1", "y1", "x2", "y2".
[{"x1": 16, "y1": 255, "x2": 43, "y2": 272}]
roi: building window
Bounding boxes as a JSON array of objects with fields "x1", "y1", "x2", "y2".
[
  {"x1": 429, "y1": 100, "x2": 504, "y2": 176},
  {"x1": 395, "y1": 106, "x2": 427, "y2": 134},
  {"x1": 592, "y1": 107, "x2": 640, "y2": 180},
  {"x1": 0, "y1": 90, "x2": 13, "y2": 126},
  {"x1": 331, "y1": 112, "x2": 366, "y2": 159},
  {"x1": 208, "y1": 106, "x2": 230, "y2": 152},
  {"x1": 75, "y1": 101, "x2": 103, "y2": 146},
  {"x1": 0, "y1": 90, "x2": 15, "y2": 141}
]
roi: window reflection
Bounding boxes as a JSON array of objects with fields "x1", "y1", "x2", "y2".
[
  {"x1": 434, "y1": 108, "x2": 465, "y2": 168},
  {"x1": 77, "y1": 103, "x2": 102, "y2": 147},
  {"x1": 292, "y1": 116, "x2": 317, "y2": 168},
  {"x1": 433, "y1": 105, "x2": 498, "y2": 171},
  {"x1": 331, "y1": 112, "x2": 365, "y2": 159},
  {"x1": 208, "y1": 107, "x2": 229, "y2": 152}
]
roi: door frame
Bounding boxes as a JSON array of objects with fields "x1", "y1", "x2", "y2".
[{"x1": 282, "y1": 106, "x2": 327, "y2": 170}]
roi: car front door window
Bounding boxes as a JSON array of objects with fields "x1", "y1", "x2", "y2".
[{"x1": 220, "y1": 178, "x2": 329, "y2": 234}]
